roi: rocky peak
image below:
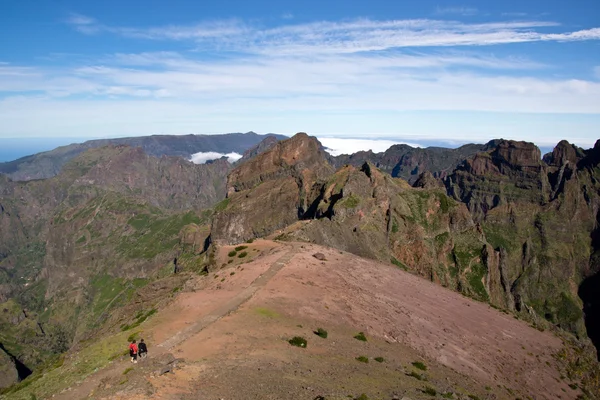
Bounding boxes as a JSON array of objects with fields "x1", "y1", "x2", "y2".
[
  {"x1": 543, "y1": 140, "x2": 585, "y2": 167},
  {"x1": 211, "y1": 133, "x2": 334, "y2": 244},
  {"x1": 226, "y1": 132, "x2": 332, "y2": 194},
  {"x1": 492, "y1": 140, "x2": 542, "y2": 171},
  {"x1": 446, "y1": 140, "x2": 549, "y2": 219},
  {"x1": 237, "y1": 135, "x2": 280, "y2": 164},
  {"x1": 459, "y1": 140, "x2": 543, "y2": 177},
  {"x1": 413, "y1": 171, "x2": 442, "y2": 189}
]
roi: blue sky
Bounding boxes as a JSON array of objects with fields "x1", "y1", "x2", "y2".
[{"x1": 1, "y1": 0, "x2": 599, "y2": 149}]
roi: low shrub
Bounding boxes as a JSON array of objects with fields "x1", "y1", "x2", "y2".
[
  {"x1": 228, "y1": 250, "x2": 237, "y2": 257},
  {"x1": 235, "y1": 245, "x2": 248, "y2": 251},
  {"x1": 374, "y1": 357, "x2": 385, "y2": 363},
  {"x1": 412, "y1": 361, "x2": 427, "y2": 371},
  {"x1": 356, "y1": 356, "x2": 369, "y2": 363},
  {"x1": 289, "y1": 336, "x2": 307, "y2": 348},
  {"x1": 238, "y1": 251, "x2": 248, "y2": 258},
  {"x1": 423, "y1": 387, "x2": 437, "y2": 396},
  {"x1": 353, "y1": 332, "x2": 367, "y2": 341},
  {"x1": 406, "y1": 371, "x2": 426, "y2": 381},
  {"x1": 314, "y1": 328, "x2": 328, "y2": 338}
]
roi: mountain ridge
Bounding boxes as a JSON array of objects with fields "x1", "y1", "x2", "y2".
[
  {"x1": 1, "y1": 132, "x2": 600, "y2": 398},
  {"x1": 0, "y1": 132, "x2": 287, "y2": 181}
]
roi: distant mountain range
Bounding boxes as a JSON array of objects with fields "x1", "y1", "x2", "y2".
[
  {"x1": 0, "y1": 132, "x2": 287, "y2": 181},
  {"x1": 1, "y1": 132, "x2": 600, "y2": 397}
]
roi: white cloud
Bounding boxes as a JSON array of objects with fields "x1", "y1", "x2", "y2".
[
  {"x1": 318, "y1": 137, "x2": 423, "y2": 156},
  {"x1": 282, "y1": 13, "x2": 294, "y2": 20},
  {"x1": 62, "y1": 15, "x2": 600, "y2": 54},
  {"x1": 0, "y1": 14, "x2": 597, "y2": 142},
  {"x1": 189, "y1": 151, "x2": 242, "y2": 164}
]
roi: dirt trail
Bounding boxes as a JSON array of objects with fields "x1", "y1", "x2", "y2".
[
  {"x1": 53, "y1": 242, "x2": 296, "y2": 400},
  {"x1": 158, "y1": 246, "x2": 296, "y2": 350}
]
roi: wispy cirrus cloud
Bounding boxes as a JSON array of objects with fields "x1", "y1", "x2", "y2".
[
  {"x1": 435, "y1": 6, "x2": 478, "y2": 16},
  {"x1": 1, "y1": 14, "x2": 598, "y2": 143},
  {"x1": 64, "y1": 15, "x2": 600, "y2": 55}
]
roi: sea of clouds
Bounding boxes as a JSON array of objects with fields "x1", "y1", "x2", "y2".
[
  {"x1": 187, "y1": 137, "x2": 427, "y2": 164},
  {"x1": 317, "y1": 137, "x2": 423, "y2": 156}
]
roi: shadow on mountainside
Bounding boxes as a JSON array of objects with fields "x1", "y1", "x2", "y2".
[
  {"x1": 579, "y1": 272, "x2": 600, "y2": 361},
  {"x1": 0, "y1": 342, "x2": 32, "y2": 381}
]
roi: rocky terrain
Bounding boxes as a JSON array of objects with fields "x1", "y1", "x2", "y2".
[
  {"x1": 332, "y1": 142, "x2": 488, "y2": 184},
  {"x1": 0, "y1": 132, "x2": 285, "y2": 181},
  {"x1": 1, "y1": 132, "x2": 599, "y2": 399},
  {"x1": 212, "y1": 133, "x2": 600, "y2": 364}
]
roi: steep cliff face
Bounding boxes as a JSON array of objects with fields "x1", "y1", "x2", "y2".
[
  {"x1": 446, "y1": 140, "x2": 550, "y2": 219},
  {"x1": 211, "y1": 133, "x2": 334, "y2": 244},
  {"x1": 281, "y1": 162, "x2": 496, "y2": 302},
  {"x1": 444, "y1": 139, "x2": 600, "y2": 340}
]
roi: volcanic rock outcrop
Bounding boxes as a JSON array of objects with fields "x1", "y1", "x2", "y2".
[{"x1": 211, "y1": 133, "x2": 334, "y2": 244}]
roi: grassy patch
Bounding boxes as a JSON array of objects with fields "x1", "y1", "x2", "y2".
[
  {"x1": 214, "y1": 198, "x2": 230, "y2": 212},
  {"x1": 355, "y1": 356, "x2": 369, "y2": 363},
  {"x1": 246, "y1": 238, "x2": 254, "y2": 243},
  {"x1": 468, "y1": 395, "x2": 482, "y2": 400},
  {"x1": 353, "y1": 332, "x2": 367, "y2": 341},
  {"x1": 288, "y1": 336, "x2": 307, "y2": 348},
  {"x1": 340, "y1": 195, "x2": 360, "y2": 208},
  {"x1": 355, "y1": 394, "x2": 369, "y2": 400},
  {"x1": 228, "y1": 250, "x2": 237, "y2": 257},
  {"x1": 119, "y1": 211, "x2": 200, "y2": 259},
  {"x1": 412, "y1": 361, "x2": 427, "y2": 371},
  {"x1": 238, "y1": 251, "x2": 248, "y2": 258},
  {"x1": 441, "y1": 392, "x2": 454, "y2": 399},
  {"x1": 235, "y1": 245, "x2": 248, "y2": 251},
  {"x1": 434, "y1": 232, "x2": 450, "y2": 247},
  {"x1": 391, "y1": 257, "x2": 407, "y2": 270},
  {"x1": 254, "y1": 307, "x2": 279, "y2": 318},
  {"x1": 122, "y1": 367, "x2": 134, "y2": 375},
  {"x1": 406, "y1": 371, "x2": 426, "y2": 381},
  {"x1": 374, "y1": 357, "x2": 385, "y2": 363},
  {"x1": 314, "y1": 328, "x2": 328, "y2": 339},
  {"x1": 121, "y1": 309, "x2": 157, "y2": 331}
]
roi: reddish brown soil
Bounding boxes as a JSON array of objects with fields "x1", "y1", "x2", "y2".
[{"x1": 55, "y1": 240, "x2": 579, "y2": 400}]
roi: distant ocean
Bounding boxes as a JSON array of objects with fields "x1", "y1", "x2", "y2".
[{"x1": 0, "y1": 138, "x2": 91, "y2": 162}]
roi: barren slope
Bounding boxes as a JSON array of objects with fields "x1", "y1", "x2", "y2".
[{"x1": 14, "y1": 240, "x2": 585, "y2": 400}]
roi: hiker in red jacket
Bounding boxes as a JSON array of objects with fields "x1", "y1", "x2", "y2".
[{"x1": 129, "y1": 340, "x2": 138, "y2": 364}]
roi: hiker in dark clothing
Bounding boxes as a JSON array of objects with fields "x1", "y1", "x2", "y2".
[
  {"x1": 129, "y1": 340, "x2": 138, "y2": 363},
  {"x1": 138, "y1": 338, "x2": 148, "y2": 360},
  {"x1": 173, "y1": 257, "x2": 178, "y2": 274}
]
